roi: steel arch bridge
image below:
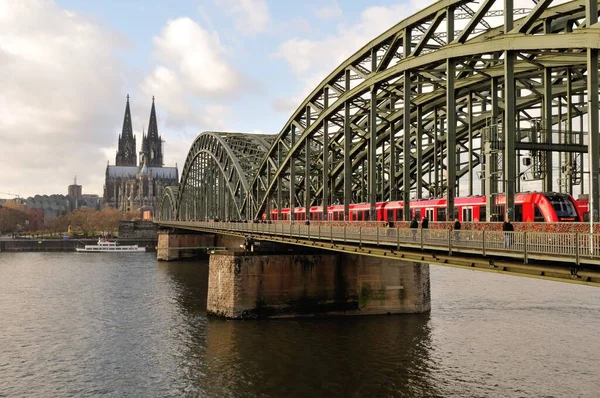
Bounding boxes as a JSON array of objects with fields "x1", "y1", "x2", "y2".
[{"x1": 159, "y1": 0, "x2": 600, "y2": 223}]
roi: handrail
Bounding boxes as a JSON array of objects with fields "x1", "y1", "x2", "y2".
[{"x1": 160, "y1": 221, "x2": 600, "y2": 267}]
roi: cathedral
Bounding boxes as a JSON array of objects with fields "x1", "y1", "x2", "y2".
[{"x1": 103, "y1": 96, "x2": 179, "y2": 215}]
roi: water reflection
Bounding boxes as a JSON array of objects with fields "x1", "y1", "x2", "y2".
[
  {"x1": 159, "y1": 260, "x2": 438, "y2": 397},
  {"x1": 207, "y1": 315, "x2": 438, "y2": 397}
]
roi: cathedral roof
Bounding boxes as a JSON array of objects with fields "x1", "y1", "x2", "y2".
[{"x1": 107, "y1": 165, "x2": 178, "y2": 179}]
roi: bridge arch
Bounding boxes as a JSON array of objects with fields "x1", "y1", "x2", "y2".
[
  {"x1": 158, "y1": 186, "x2": 178, "y2": 221},
  {"x1": 175, "y1": 132, "x2": 275, "y2": 220},
  {"x1": 243, "y1": 0, "x2": 599, "y2": 221},
  {"x1": 162, "y1": 1, "x2": 600, "y2": 223}
]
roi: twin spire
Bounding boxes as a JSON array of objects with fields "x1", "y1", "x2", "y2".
[{"x1": 115, "y1": 95, "x2": 163, "y2": 168}]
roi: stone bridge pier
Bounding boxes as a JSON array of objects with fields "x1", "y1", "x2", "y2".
[{"x1": 158, "y1": 230, "x2": 430, "y2": 319}]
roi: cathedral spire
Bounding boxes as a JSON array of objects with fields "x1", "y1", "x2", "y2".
[
  {"x1": 141, "y1": 96, "x2": 163, "y2": 167},
  {"x1": 122, "y1": 94, "x2": 134, "y2": 139},
  {"x1": 147, "y1": 96, "x2": 159, "y2": 140},
  {"x1": 115, "y1": 95, "x2": 137, "y2": 166}
]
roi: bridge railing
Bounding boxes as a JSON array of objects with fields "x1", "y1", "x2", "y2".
[{"x1": 168, "y1": 221, "x2": 600, "y2": 266}]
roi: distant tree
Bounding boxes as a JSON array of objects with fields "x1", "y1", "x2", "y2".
[{"x1": 0, "y1": 200, "x2": 28, "y2": 233}]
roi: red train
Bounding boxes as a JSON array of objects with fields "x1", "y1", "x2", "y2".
[
  {"x1": 270, "y1": 192, "x2": 582, "y2": 223},
  {"x1": 575, "y1": 199, "x2": 590, "y2": 222}
]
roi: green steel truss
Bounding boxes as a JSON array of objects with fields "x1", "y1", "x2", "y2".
[
  {"x1": 172, "y1": 132, "x2": 275, "y2": 220},
  {"x1": 160, "y1": 0, "x2": 600, "y2": 223}
]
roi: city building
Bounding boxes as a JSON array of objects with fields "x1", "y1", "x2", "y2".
[
  {"x1": 25, "y1": 194, "x2": 74, "y2": 229},
  {"x1": 103, "y1": 96, "x2": 178, "y2": 215},
  {"x1": 68, "y1": 177, "x2": 82, "y2": 207}
]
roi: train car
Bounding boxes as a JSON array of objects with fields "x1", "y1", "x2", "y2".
[
  {"x1": 346, "y1": 202, "x2": 387, "y2": 221},
  {"x1": 494, "y1": 192, "x2": 579, "y2": 222},
  {"x1": 327, "y1": 205, "x2": 344, "y2": 221},
  {"x1": 270, "y1": 207, "x2": 291, "y2": 221},
  {"x1": 308, "y1": 206, "x2": 324, "y2": 221},
  {"x1": 575, "y1": 199, "x2": 589, "y2": 222},
  {"x1": 404, "y1": 198, "x2": 447, "y2": 222},
  {"x1": 271, "y1": 192, "x2": 581, "y2": 223},
  {"x1": 382, "y1": 201, "x2": 405, "y2": 222}
]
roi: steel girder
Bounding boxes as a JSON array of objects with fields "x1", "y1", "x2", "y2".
[
  {"x1": 175, "y1": 132, "x2": 275, "y2": 220},
  {"x1": 158, "y1": 186, "x2": 178, "y2": 221},
  {"x1": 236, "y1": 0, "x2": 600, "y2": 222}
]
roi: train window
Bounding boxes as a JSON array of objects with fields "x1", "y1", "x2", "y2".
[
  {"x1": 545, "y1": 194, "x2": 579, "y2": 220},
  {"x1": 387, "y1": 209, "x2": 394, "y2": 221},
  {"x1": 495, "y1": 205, "x2": 505, "y2": 222},
  {"x1": 414, "y1": 209, "x2": 421, "y2": 220},
  {"x1": 363, "y1": 211, "x2": 370, "y2": 221},
  {"x1": 462, "y1": 207, "x2": 472, "y2": 222},
  {"x1": 479, "y1": 206, "x2": 486, "y2": 222},
  {"x1": 398, "y1": 209, "x2": 403, "y2": 220},
  {"x1": 425, "y1": 209, "x2": 434, "y2": 221},
  {"x1": 514, "y1": 204, "x2": 523, "y2": 222},
  {"x1": 534, "y1": 205, "x2": 544, "y2": 222},
  {"x1": 437, "y1": 208, "x2": 446, "y2": 221}
]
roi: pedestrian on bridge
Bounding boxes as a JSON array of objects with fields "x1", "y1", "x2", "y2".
[
  {"x1": 453, "y1": 219, "x2": 461, "y2": 241},
  {"x1": 410, "y1": 217, "x2": 418, "y2": 241},
  {"x1": 502, "y1": 219, "x2": 514, "y2": 248}
]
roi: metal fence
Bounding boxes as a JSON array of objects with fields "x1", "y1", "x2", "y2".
[{"x1": 165, "y1": 221, "x2": 600, "y2": 266}]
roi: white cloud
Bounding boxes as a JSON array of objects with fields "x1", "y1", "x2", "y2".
[
  {"x1": 215, "y1": 0, "x2": 270, "y2": 35},
  {"x1": 314, "y1": 2, "x2": 342, "y2": 20},
  {"x1": 140, "y1": 17, "x2": 245, "y2": 129},
  {"x1": 271, "y1": 0, "x2": 437, "y2": 113},
  {"x1": 151, "y1": 17, "x2": 241, "y2": 95},
  {"x1": 0, "y1": 0, "x2": 124, "y2": 197}
]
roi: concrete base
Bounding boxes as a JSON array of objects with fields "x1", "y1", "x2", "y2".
[
  {"x1": 207, "y1": 252, "x2": 430, "y2": 319},
  {"x1": 157, "y1": 232, "x2": 215, "y2": 261}
]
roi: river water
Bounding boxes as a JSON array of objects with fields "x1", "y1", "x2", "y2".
[{"x1": 0, "y1": 252, "x2": 599, "y2": 397}]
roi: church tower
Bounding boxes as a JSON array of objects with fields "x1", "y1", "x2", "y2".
[
  {"x1": 115, "y1": 95, "x2": 137, "y2": 166},
  {"x1": 141, "y1": 96, "x2": 163, "y2": 167}
]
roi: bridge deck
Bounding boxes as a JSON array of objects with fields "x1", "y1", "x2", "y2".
[{"x1": 158, "y1": 221, "x2": 600, "y2": 287}]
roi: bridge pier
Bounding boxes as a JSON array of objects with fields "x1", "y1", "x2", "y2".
[
  {"x1": 207, "y1": 251, "x2": 430, "y2": 319},
  {"x1": 157, "y1": 231, "x2": 216, "y2": 261}
]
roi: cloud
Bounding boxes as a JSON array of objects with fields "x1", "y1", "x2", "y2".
[
  {"x1": 271, "y1": 0, "x2": 437, "y2": 113},
  {"x1": 0, "y1": 0, "x2": 124, "y2": 197},
  {"x1": 152, "y1": 17, "x2": 241, "y2": 95},
  {"x1": 214, "y1": 0, "x2": 270, "y2": 35},
  {"x1": 140, "y1": 17, "x2": 245, "y2": 128},
  {"x1": 314, "y1": 2, "x2": 342, "y2": 20}
]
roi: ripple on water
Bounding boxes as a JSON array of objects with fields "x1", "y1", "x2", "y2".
[{"x1": 1, "y1": 254, "x2": 599, "y2": 397}]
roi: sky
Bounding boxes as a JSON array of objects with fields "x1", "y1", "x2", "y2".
[
  {"x1": 1, "y1": 0, "x2": 545, "y2": 199},
  {"x1": 1, "y1": 0, "x2": 440, "y2": 199}
]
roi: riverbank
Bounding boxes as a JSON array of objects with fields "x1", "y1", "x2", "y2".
[{"x1": 0, "y1": 238, "x2": 157, "y2": 252}]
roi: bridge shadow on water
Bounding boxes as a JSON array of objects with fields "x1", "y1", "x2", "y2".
[{"x1": 157, "y1": 259, "x2": 439, "y2": 398}]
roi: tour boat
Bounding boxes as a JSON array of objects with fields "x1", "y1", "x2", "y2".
[{"x1": 75, "y1": 238, "x2": 146, "y2": 253}]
